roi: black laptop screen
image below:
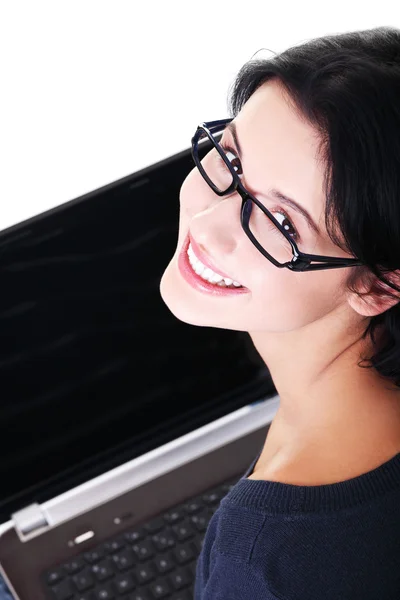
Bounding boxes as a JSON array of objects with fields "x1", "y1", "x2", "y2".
[{"x1": 0, "y1": 145, "x2": 275, "y2": 522}]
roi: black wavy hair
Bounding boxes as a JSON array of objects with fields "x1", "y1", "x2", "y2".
[{"x1": 227, "y1": 26, "x2": 400, "y2": 388}]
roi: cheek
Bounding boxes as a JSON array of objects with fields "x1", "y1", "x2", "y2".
[
  {"x1": 175, "y1": 171, "x2": 196, "y2": 247},
  {"x1": 249, "y1": 267, "x2": 348, "y2": 332},
  {"x1": 177, "y1": 168, "x2": 214, "y2": 249},
  {"x1": 179, "y1": 167, "x2": 212, "y2": 217}
]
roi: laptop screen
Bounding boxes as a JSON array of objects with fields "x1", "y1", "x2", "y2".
[{"x1": 0, "y1": 145, "x2": 275, "y2": 522}]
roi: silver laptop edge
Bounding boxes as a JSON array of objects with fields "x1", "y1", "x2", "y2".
[{"x1": 0, "y1": 395, "x2": 279, "y2": 544}]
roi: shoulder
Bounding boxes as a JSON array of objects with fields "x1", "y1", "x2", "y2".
[
  {"x1": 248, "y1": 442, "x2": 400, "y2": 486},
  {"x1": 203, "y1": 496, "x2": 400, "y2": 600},
  {"x1": 246, "y1": 480, "x2": 400, "y2": 600}
]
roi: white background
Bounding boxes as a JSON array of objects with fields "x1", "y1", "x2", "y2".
[{"x1": 0, "y1": 1, "x2": 399, "y2": 233}]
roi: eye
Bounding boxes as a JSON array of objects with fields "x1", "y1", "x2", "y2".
[
  {"x1": 219, "y1": 142, "x2": 243, "y2": 177},
  {"x1": 218, "y1": 142, "x2": 300, "y2": 242},
  {"x1": 272, "y1": 208, "x2": 299, "y2": 241}
]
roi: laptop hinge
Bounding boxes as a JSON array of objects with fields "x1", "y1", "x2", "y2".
[{"x1": 12, "y1": 503, "x2": 50, "y2": 542}]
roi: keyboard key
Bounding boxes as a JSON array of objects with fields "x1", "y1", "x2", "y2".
[
  {"x1": 111, "y1": 548, "x2": 136, "y2": 571},
  {"x1": 103, "y1": 538, "x2": 125, "y2": 554},
  {"x1": 193, "y1": 536, "x2": 204, "y2": 554},
  {"x1": 143, "y1": 516, "x2": 164, "y2": 533},
  {"x1": 114, "y1": 572, "x2": 136, "y2": 593},
  {"x1": 163, "y1": 507, "x2": 185, "y2": 524},
  {"x1": 220, "y1": 482, "x2": 236, "y2": 494},
  {"x1": 124, "y1": 528, "x2": 145, "y2": 543},
  {"x1": 151, "y1": 528, "x2": 176, "y2": 551},
  {"x1": 169, "y1": 566, "x2": 191, "y2": 590},
  {"x1": 171, "y1": 518, "x2": 195, "y2": 541},
  {"x1": 187, "y1": 583, "x2": 195, "y2": 597},
  {"x1": 170, "y1": 591, "x2": 192, "y2": 600},
  {"x1": 91, "y1": 558, "x2": 115, "y2": 581},
  {"x1": 173, "y1": 542, "x2": 195, "y2": 564},
  {"x1": 63, "y1": 558, "x2": 85, "y2": 574},
  {"x1": 134, "y1": 562, "x2": 156, "y2": 585},
  {"x1": 149, "y1": 578, "x2": 172, "y2": 598},
  {"x1": 72, "y1": 568, "x2": 95, "y2": 591},
  {"x1": 188, "y1": 560, "x2": 198, "y2": 578},
  {"x1": 189, "y1": 509, "x2": 210, "y2": 532},
  {"x1": 132, "y1": 539, "x2": 155, "y2": 561},
  {"x1": 183, "y1": 500, "x2": 202, "y2": 514},
  {"x1": 51, "y1": 579, "x2": 74, "y2": 600},
  {"x1": 94, "y1": 584, "x2": 115, "y2": 599},
  {"x1": 84, "y1": 549, "x2": 104, "y2": 564},
  {"x1": 45, "y1": 568, "x2": 64, "y2": 585},
  {"x1": 154, "y1": 551, "x2": 175, "y2": 574},
  {"x1": 202, "y1": 490, "x2": 223, "y2": 505},
  {"x1": 127, "y1": 592, "x2": 151, "y2": 600}
]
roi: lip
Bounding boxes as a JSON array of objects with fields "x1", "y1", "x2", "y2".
[{"x1": 178, "y1": 233, "x2": 250, "y2": 296}]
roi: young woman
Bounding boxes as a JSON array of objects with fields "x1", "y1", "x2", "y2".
[{"x1": 159, "y1": 26, "x2": 400, "y2": 599}]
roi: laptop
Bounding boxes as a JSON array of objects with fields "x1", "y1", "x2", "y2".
[{"x1": 0, "y1": 135, "x2": 280, "y2": 600}]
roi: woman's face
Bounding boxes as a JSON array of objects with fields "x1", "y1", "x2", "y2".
[{"x1": 159, "y1": 79, "x2": 357, "y2": 333}]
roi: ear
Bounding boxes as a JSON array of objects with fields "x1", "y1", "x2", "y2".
[{"x1": 347, "y1": 269, "x2": 400, "y2": 318}]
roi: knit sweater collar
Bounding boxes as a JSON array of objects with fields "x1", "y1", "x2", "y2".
[{"x1": 224, "y1": 448, "x2": 400, "y2": 513}]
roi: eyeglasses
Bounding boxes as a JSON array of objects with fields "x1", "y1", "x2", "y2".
[{"x1": 191, "y1": 118, "x2": 364, "y2": 272}]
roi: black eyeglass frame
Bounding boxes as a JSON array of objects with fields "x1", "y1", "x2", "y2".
[{"x1": 191, "y1": 118, "x2": 364, "y2": 272}]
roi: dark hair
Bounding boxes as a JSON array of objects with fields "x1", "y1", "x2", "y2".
[{"x1": 227, "y1": 26, "x2": 400, "y2": 388}]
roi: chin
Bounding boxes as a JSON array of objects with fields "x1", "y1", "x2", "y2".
[
  {"x1": 159, "y1": 294, "x2": 207, "y2": 328},
  {"x1": 159, "y1": 278, "x2": 224, "y2": 330},
  {"x1": 159, "y1": 267, "x2": 198, "y2": 325}
]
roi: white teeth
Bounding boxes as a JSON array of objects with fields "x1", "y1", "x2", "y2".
[
  {"x1": 202, "y1": 267, "x2": 212, "y2": 278},
  {"x1": 194, "y1": 262, "x2": 205, "y2": 276},
  {"x1": 187, "y1": 243, "x2": 243, "y2": 287}
]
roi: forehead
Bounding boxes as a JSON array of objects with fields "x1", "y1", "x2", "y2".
[
  {"x1": 233, "y1": 80, "x2": 326, "y2": 215},
  {"x1": 235, "y1": 79, "x2": 320, "y2": 150}
]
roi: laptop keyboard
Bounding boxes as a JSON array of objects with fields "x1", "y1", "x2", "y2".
[{"x1": 42, "y1": 474, "x2": 240, "y2": 600}]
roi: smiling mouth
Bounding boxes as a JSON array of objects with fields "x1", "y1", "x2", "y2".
[
  {"x1": 187, "y1": 242, "x2": 244, "y2": 288},
  {"x1": 188, "y1": 233, "x2": 245, "y2": 287},
  {"x1": 177, "y1": 233, "x2": 250, "y2": 296}
]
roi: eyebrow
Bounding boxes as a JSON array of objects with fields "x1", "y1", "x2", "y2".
[{"x1": 225, "y1": 121, "x2": 322, "y2": 236}]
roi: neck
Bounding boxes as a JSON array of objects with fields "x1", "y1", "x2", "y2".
[{"x1": 248, "y1": 306, "x2": 400, "y2": 454}]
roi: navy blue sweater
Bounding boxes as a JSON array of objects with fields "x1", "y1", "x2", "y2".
[{"x1": 194, "y1": 447, "x2": 400, "y2": 599}]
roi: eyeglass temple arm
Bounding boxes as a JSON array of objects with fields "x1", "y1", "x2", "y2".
[
  {"x1": 290, "y1": 253, "x2": 363, "y2": 273},
  {"x1": 294, "y1": 260, "x2": 363, "y2": 272},
  {"x1": 296, "y1": 252, "x2": 363, "y2": 265}
]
